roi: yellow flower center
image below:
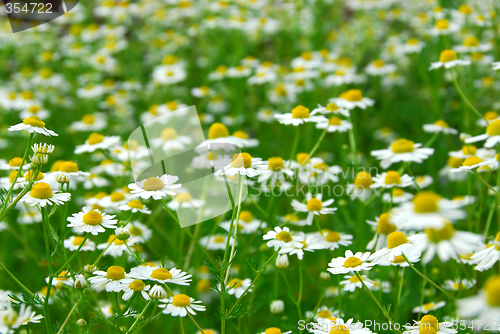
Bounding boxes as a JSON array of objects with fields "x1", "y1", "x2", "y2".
[
  {"x1": 462, "y1": 156, "x2": 482, "y2": 167},
  {"x1": 129, "y1": 279, "x2": 146, "y2": 291},
  {"x1": 485, "y1": 276, "x2": 500, "y2": 306},
  {"x1": 392, "y1": 188, "x2": 404, "y2": 197},
  {"x1": 9, "y1": 157, "x2": 24, "y2": 167},
  {"x1": 340, "y1": 89, "x2": 363, "y2": 102},
  {"x1": 23, "y1": 116, "x2": 45, "y2": 128},
  {"x1": 110, "y1": 192, "x2": 125, "y2": 202},
  {"x1": 354, "y1": 171, "x2": 373, "y2": 188},
  {"x1": 463, "y1": 36, "x2": 479, "y2": 47},
  {"x1": 447, "y1": 156, "x2": 464, "y2": 168},
  {"x1": 390, "y1": 139, "x2": 414, "y2": 153},
  {"x1": 317, "y1": 310, "x2": 332, "y2": 318},
  {"x1": 151, "y1": 268, "x2": 173, "y2": 280},
  {"x1": 421, "y1": 315, "x2": 439, "y2": 331},
  {"x1": 384, "y1": 171, "x2": 401, "y2": 185},
  {"x1": 27, "y1": 105, "x2": 41, "y2": 114},
  {"x1": 72, "y1": 236, "x2": 86, "y2": 246},
  {"x1": 81, "y1": 114, "x2": 95, "y2": 124},
  {"x1": 306, "y1": 198, "x2": 323, "y2": 212},
  {"x1": 407, "y1": 38, "x2": 419, "y2": 45},
  {"x1": 213, "y1": 236, "x2": 225, "y2": 243},
  {"x1": 161, "y1": 127, "x2": 178, "y2": 141},
  {"x1": 175, "y1": 192, "x2": 193, "y2": 203},
  {"x1": 330, "y1": 325, "x2": 350, "y2": 334},
  {"x1": 435, "y1": 19, "x2": 449, "y2": 30},
  {"x1": 344, "y1": 257, "x2": 362, "y2": 268},
  {"x1": 24, "y1": 170, "x2": 43, "y2": 181},
  {"x1": 392, "y1": 255, "x2": 406, "y2": 263},
  {"x1": 330, "y1": 117, "x2": 342, "y2": 125},
  {"x1": 143, "y1": 177, "x2": 164, "y2": 191},
  {"x1": 208, "y1": 122, "x2": 229, "y2": 139},
  {"x1": 239, "y1": 210, "x2": 253, "y2": 223},
  {"x1": 268, "y1": 157, "x2": 285, "y2": 171},
  {"x1": 433, "y1": 120, "x2": 448, "y2": 128},
  {"x1": 458, "y1": 4, "x2": 473, "y2": 14},
  {"x1": 485, "y1": 111, "x2": 498, "y2": 121},
  {"x1": 349, "y1": 275, "x2": 363, "y2": 283},
  {"x1": 230, "y1": 153, "x2": 253, "y2": 168},
  {"x1": 296, "y1": 153, "x2": 310, "y2": 165},
  {"x1": 486, "y1": 119, "x2": 500, "y2": 136},
  {"x1": 106, "y1": 266, "x2": 125, "y2": 280},
  {"x1": 413, "y1": 191, "x2": 441, "y2": 213},
  {"x1": 59, "y1": 161, "x2": 79, "y2": 173},
  {"x1": 264, "y1": 328, "x2": 282, "y2": 334},
  {"x1": 172, "y1": 294, "x2": 191, "y2": 307},
  {"x1": 325, "y1": 232, "x2": 341, "y2": 242},
  {"x1": 439, "y1": 50, "x2": 457, "y2": 63},
  {"x1": 461, "y1": 145, "x2": 477, "y2": 155},
  {"x1": 276, "y1": 231, "x2": 293, "y2": 242},
  {"x1": 425, "y1": 222, "x2": 455, "y2": 243},
  {"x1": 233, "y1": 130, "x2": 249, "y2": 139},
  {"x1": 228, "y1": 278, "x2": 243, "y2": 289},
  {"x1": 377, "y1": 213, "x2": 397, "y2": 234},
  {"x1": 82, "y1": 210, "x2": 103, "y2": 226},
  {"x1": 30, "y1": 182, "x2": 53, "y2": 199},
  {"x1": 21, "y1": 91, "x2": 34, "y2": 100},
  {"x1": 387, "y1": 231, "x2": 409, "y2": 249},
  {"x1": 127, "y1": 199, "x2": 144, "y2": 209},
  {"x1": 326, "y1": 103, "x2": 339, "y2": 112},
  {"x1": 87, "y1": 133, "x2": 104, "y2": 145},
  {"x1": 373, "y1": 59, "x2": 385, "y2": 68},
  {"x1": 291, "y1": 105, "x2": 310, "y2": 119}
]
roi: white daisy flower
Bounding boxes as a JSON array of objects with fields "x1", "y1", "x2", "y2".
[
  {"x1": 327, "y1": 250, "x2": 373, "y2": 275},
  {"x1": 53, "y1": 161, "x2": 90, "y2": 183},
  {"x1": 316, "y1": 229, "x2": 353, "y2": 251},
  {"x1": 8, "y1": 116, "x2": 58, "y2": 136},
  {"x1": 96, "y1": 235, "x2": 132, "y2": 258},
  {"x1": 311, "y1": 103, "x2": 350, "y2": 117},
  {"x1": 70, "y1": 113, "x2": 107, "y2": 132},
  {"x1": 371, "y1": 139, "x2": 435, "y2": 169},
  {"x1": 63, "y1": 235, "x2": 96, "y2": 251},
  {"x1": 259, "y1": 328, "x2": 292, "y2": 334},
  {"x1": 340, "y1": 274, "x2": 375, "y2": 292},
  {"x1": 414, "y1": 175, "x2": 433, "y2": 189},
  {"x1": 382, "y1": 188, "x2": 414, "y2": 203},
  {"x1": 309, "y1": 317, "x2": 374, "y2": 334},
  {"x1": 128, "y1": 174, "x2": 181, "y2": 200},
  {"x1": 220, "y1": 210, "x2": 266, "y2": 234},
  {"x1": 21, "y1": 182, "x2": 71, "y2": 207},
  {"x1": 471, "y1": 234, "x2": 500, "y2": 271},
  {"x1": 400, "y1": 38, "x2": 425, "y2": 54},
  {"x1": 453, "y1": 35, "x2": 492, "y2": 53},
  {"x1": 444, "y1": 279, "x2": 476, "y2": 291},
  {"x1": 224, "y1": 278, "x2": 252, "y2": 298},
  {"x1": 191, "y1": 86, "x2": 214, "y2": 98},
  {"x1": 158, "y1": 294, "x2": 205, "y2": 317},
  {"x1": 316, "y1": 117, "x2": 353, "y2": 133},
  {"x1": 329, "y1": 89, "x2": 374, "y2": 110},
  {"x1": 130, "y1": 265, "x2": 191, "y2": 286},
  {"x1": 167, "y1": 191, "x2": 204, "y2": 210},
  {"x1": 218, "y1": 153, "x2": 268, "y2": 177},
  {"x1": 370, "y1": 231, "x2": 425, "y2": 262},
  {"x1": 404, "y1": 314, "x2": 457, "y2": 334},
  {"x1": 66, "y1": 207, "x2": 117, "y2": 235},
  {"x1": 118, "y1": 199, "x2": 152, "y2": 214},
  {"x1": 364, "y1": 59, "x2": 397, "y2": 76},
  {"x1": 391, "y1": 191, "x2": 466, "y2": 230},
  {"x1": 429, "y1": 18, "x2": 460, "y2": 36},
  {"x1": 274, "y1": 105, "x2": 327, "y2": 126},
  {"x1": 465, "y1": 119, "x2": 500, "y2": 148},
  {"x1": 423, "y1": 120, "x2": 458, "y2": 134},
  {"x1": 117, "y1": 278, "x2": 150, "y2": 301},
  {"x1": 74, "y1": 132, "x2": 120, "y2": 154},
  {"x1": 375, "y1": 251, "x2": 421, "y2": 267},
  {"x1": 150, "y1": 127, "x2": 193, "y2": 153},
  {"x1": 430, "y1": 50, "x2": 471, "y2": 70},
  {"x1": 370, "y1": 171, "x2": 413, "y2": 189},
  {"x1": 412, "y1": 301, "x2": 446, "y2": 314},
  {"x1": 347, "y1": 171, "x2": 373, "y2": 201},
  {"x1": 200, "y1": 234, "x2": 235, "y2": 250},
  {"x1": 280, "y1": 232, "x2": 325, "y2": 260},
  {"x1": 366, "y1": 213, "x2": 398, "y2": 251},
  {"x1": 88, "y1": 266, "x2": 130, "y2": 292},
  {"x1": 263, "y1": 226, "x2": 304, "y2": 251},
  {"x1": 291, "y1": 193, "x2": 337, "y2": 226}
]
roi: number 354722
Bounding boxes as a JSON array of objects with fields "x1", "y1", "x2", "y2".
[{"x1": 4, "y1": 2, "x2": 53, "y2": 14}]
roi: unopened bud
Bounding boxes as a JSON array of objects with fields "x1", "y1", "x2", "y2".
[
  {"x1": 77, "y1": 319, "x2": 87, "y2": 327},
  {"x1": 84, "y1": 264, "x2": 97, "y2": 274},
  {"x1": 276, "y1": 254, "x2": 289, "y2": 269},
  {"x1": 115, "y1": 227, "x2": 130, "y2": 241},
  {"x1": 320, "y1": 272, "x2": 330, "y2": 280},
  {"x1": 74, "y1": 274, "x2": 87, "y2": 290},
  {"x1": 270, "y1": 300, "x2": 284, "y2": 314}
]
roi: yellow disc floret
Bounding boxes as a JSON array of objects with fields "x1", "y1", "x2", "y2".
[
  {"x1": 387, "y1": 231, "x2": 409, "y2": 249},
  {"x1": 268, "y1": 157, "x2": 285, "y2": 171},
  {"x1": 59, "y1": 161, "x2": 79, "y2": 173},
  {"x1": 291, "y1": 105, "x2": 310, "y2": 119},
  {"x1": 276, "y1": 231, "x2": 293, "y2": 242},
  {"x1": 377, "y1": 213, "x2": 397, "y2": 234},
  {"x1": 161, "y1": 128, "x2": 178, "y2": 141},
  {"x1": 413, "y1": 191, "x2": 441, "y2": 213},
  {"x1": 23, "y1": 116, "x2": 45, "y2": 128},
  {"x1": 106, "y1": 266, "x2": 125, "y2": 280},
  {"x1": 439, "y1": 50, "x2": 457, "y2": 63},
  {"x1": 143, "y1": 177, "x2": 164, "y2": 191},
  {"x1": 340, "y1": 89, "x2": 363, "y2": 102},
  {"x1": 87, "y1": 133, "x2": 104, "y2": 145},
  {"x1": 306, "y1": 198, "x2": 323, "y2": 211},
  {"x1": 30, "y1": 182, "x2": 53, "y2": 199},
  {"x1": 208, "y1": 122, "x2": 229, "y2": 139},
  {"x1": 384, "y1": 171, "x2": 401, "y2": 185},
  {"x1": 172, "y1": 294, "x2": 191, "y2": 307},
  {"x1": 354, "y1": 171, "x2": 373, "y2": 189},
  {"x1": 239, "y1": 210, "x2": 253, "y2": 223},
  {"x1": 390, "y1": 139, "x2": 414, "y2": 153},
  {"x1": 425, "y1": 222, "x2": 455, "y2": 243},
  {"x1": 150, "y1": 268, "x2": 173, "y2": 281},
  {"x1": 129, "y1": 279, "x2": 146, "y2": 291},
  {"x1": 231, "y1": 153, "x2": 252, "y2": 168},
  {"x1": 343, "y1": 257, "x2": 362, "y2": 268},
  {"x1": 82, "y1": 210, "x2": 103, "y2": 226},
  {"x1": 486, "y1": 119, "x2": 500, "y2": 136}
]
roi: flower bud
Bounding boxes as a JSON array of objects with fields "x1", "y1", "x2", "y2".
[
  {"x1": 276, "y1": 254, "x2": 289, "y2": 269},
  {"x1": 149, "y1": 284, "x2": 167, "y2": 299},
  {"x1": 76, "y1": 319, "x2": 87, "y2": 327},
  {"x1": 84, "y1": 264, "x2": 97, "y2": 274},
  {"x1": 320, "y1": 272, "x2": 330, "y2": 280},
  {"x1": 74, "y1": 274, "x2": 87, "y2": 290},
  {"x1": 115, "y1": 227, "x2": 131, "y2": 241},
  {"x1": 270, "y1": 300, "x2": 284, "y2": 314}
]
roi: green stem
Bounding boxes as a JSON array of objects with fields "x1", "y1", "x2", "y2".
[
  {"x1": 126, "y1": 299, "x2": 152, "y2": 334},
  {"x1": 54, "y1": 234, "x2": 89, "y2": 276},
  {"x1": 473, "y1": 170, "x2": 497, "y2": 194},
  {"x1": 41, "y1": 207, "x2": 54, "y2": 334},
  {"x1": 288, "y1": 126, "x2": 301, "y2": 168},
  {"x1": 0, "y1": 263, "x2": 37, "y2": 298},
  {"x1": 300, "y1": 123, "x2": 330, "y2": 166},
  {"x1": 449, "y1": 69, "x2": 483, "y2": 119}
]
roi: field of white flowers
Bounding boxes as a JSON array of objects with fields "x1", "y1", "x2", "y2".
[{"x1": 1, "y1": 0, "x2": 500, "y2": 333}]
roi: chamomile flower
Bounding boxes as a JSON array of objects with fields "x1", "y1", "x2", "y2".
[
  {"x1": 454, "y1": 35, "x2": 492, "y2": 53},
  {"x1": 466, "y1": 119, "x2": 500, "y2": 148},
  {"x1": 158, "y1": 294, "x2": 205, "y2": 317},
  {"x1": 421, "y1": 223, "x2": 484, "y2": 264},
  {"x1": 382, "y1": 188, "x2": 414, "y2": 203},
  {"x1": 391, "y1": 191, "x2": 466, "y2": 230},
  {"x1": 96, "y1": 235, "x2": 132, "y2": 258},
  {"x1": 414, "y1": 175, "x2": 433, "y2": 189},
  {"x1": 21, "y1": 182, "x2": 71, "y2": 207},
  {"x1": 117, "y1": 279, "x2": 150, "y2": 301},
  {"x1": 450, "y1": 156, "x2": 484, "y2": 172},
  {"x1": 225, "y1": 278, "x2": 252, "y2": 298},
  {"x1": 220, "y1": 210, "x2": 266, "y2": 234},
  {"x1": 429, "y1": 50, "x2": 471, "y2": 70},
  {"x1": 471, "y1": 233, "x2": 500, "y2": 271},
  {"x1": 423, "y1": 120, "x2": 458, "y2": 134},
  {"x1": 444, "y1": 279, "x2": 476, "y2": 291},
  {"x1": 258, "y1": 156, "x2": 295, "y2": 189},
  {"x1": 263, "y1": 226, "x2": 304, "y2": 251},
  {"x1": 53, "y1": 161, "x2": 90, "y2": 183},
  {"x1": 329, "y1": 89, "x2": 374, "y2": 110},
  {"x1": 200, "y1": 234, "x2": 235, "y2": 250},
  {"x1": 371, "y1": 171, "x2": 413, "y2": 189},
  {"x1": 74, "y1": 132, "x2": 120, "y2": 154},
  {"x1": 366, "y1": 213, "x2": 398, "y2": 251},
  {"x1": 118, "y1": 199, "x2": 152, "y2": 214},
  {"x1": 274, "y1": 105, "x2": 327, "y2": 126},
  {"x1": 8, "y1": 116, "x2": 58, "y2": 136},
  {"x1": 316, "y1": 116, "x2": 352, "y2": 132},
  {"x1": 167, "y1": 191, "x2": 204, "y2": 210},
  {"x1": 150, "y1": 127, "x2": 193, "y2": 153},
  {"x1": 218, "y1": 153, "x2": 268, "y2": 177},
  {"x1": 404, "y1": 314, "x2": 456, "y2": 334},
  {"x1": 340, "y1": 274, "x2": 375, "y2": 292},
  {"x1": 412, "y1": 301, "x2": 446, "y2": 314},
  {"x1": 66, "y1": 207, "x2": 117, "y2": 235},
  {"x1": 309, "y1": 317, "x2": 374, "y2": 334},
  {"x1": 70, "y1": 113, "x2": 107, "y2": 131},
  {"x1": 371, "y1": 139, "x2": 434, "y2": 169},
  {"x1": 364, "y1": 59, "x2": 397, "y2": 76},
  {"x1": 128, "y1": 174, "x2": 181, "y2": 200},
  {"x1": 327, "y1": 250, "x2": 373, "y2": 275},
  {"x1": 311, "y1": 103, "x2": 350, "y2": 117},
  {"x1": 316, "y1": 229, "x2": 353, "y2": 251},
  {"x1": 401, "y1": 38, "x2": 425, "y2": 54},
  {"x1": 130, "y1": 265, "x2": 191, "y2": 286},
  {"x1": 291, "y1": 193, "x2": 336, "y2": 226},
  {"x1": 259, "y1": 328, "x2": 292, "y2": 334},
  {"x1": 63, "y1": 236, "x2": 96, "y2": 251},
  {"x1": 370, "y1": 231, "x2": 425, "y2": 262},
  {"x1": 88, "y1": 266, "x2": 130, "y2": 292},
  {"x1": 347, "y1": 171, "x2": 374, "y2": 201},
  {"x1": 429, "y1": 18, "x2": 460, "y2": 36}
]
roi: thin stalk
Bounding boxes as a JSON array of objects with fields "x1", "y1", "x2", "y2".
[
  {"x1": 126, "y1": 299, "x2": 152, "y2": 334},
  {"x1": 473, "y1": 170, "x2": 497, "y2": 194},
  {"x1": 41, "y1": 207, "x2": 54, "y2": 334},
  {"x1": 300, "y1": 123, "x2": 330, "y2": 166},
  {"x1": 449, "y1": 69, "x2": 483, "y2": 119},
  {"x1": 0, "y1": 263, "x2": 36, "y2": 298},
  {"x1": 287, "y1": 126, "x2": 301, "y2": 168},
  {"x1": 54, "y1": 234, "x2": 89, "y2": 276}
]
